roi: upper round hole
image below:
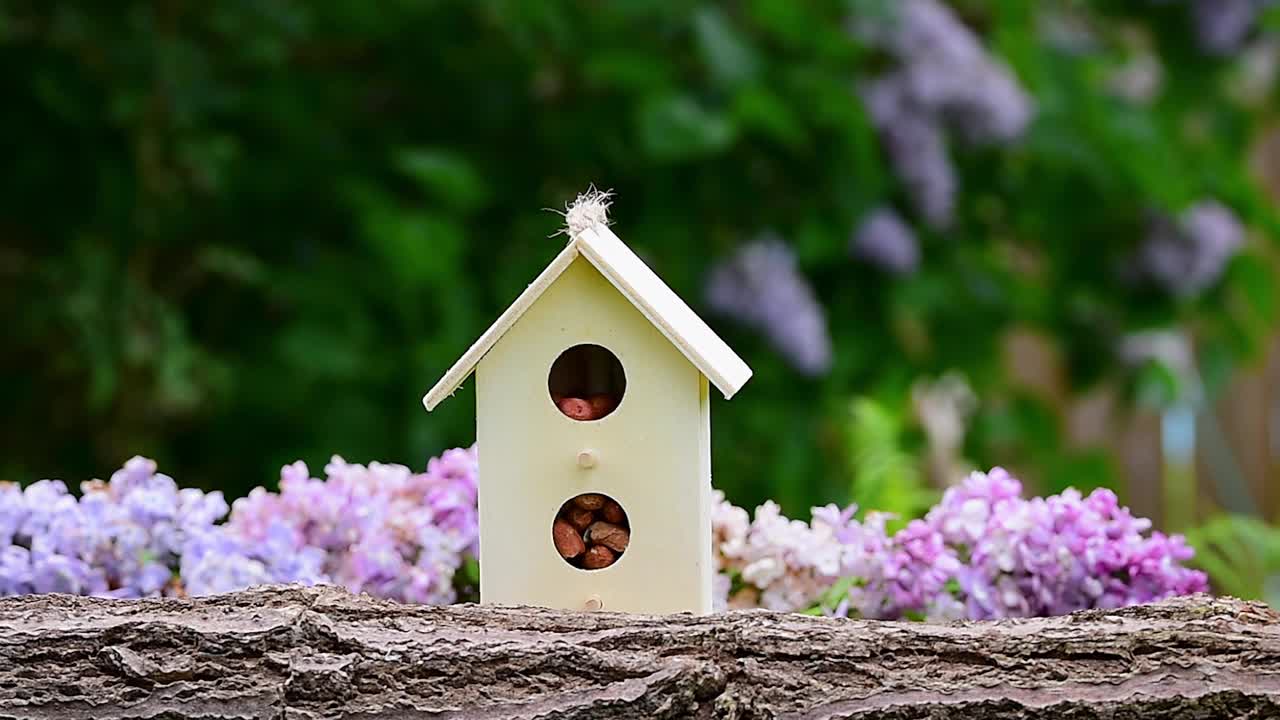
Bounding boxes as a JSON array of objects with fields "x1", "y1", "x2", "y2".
[{"x1": 548, "y1": 344, "x2": 626, "y2": 421}]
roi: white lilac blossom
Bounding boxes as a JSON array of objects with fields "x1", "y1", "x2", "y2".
[
  {"x1": 1108, "y1": 53, "x2": 1164, "y2": 105},
  {"x1": 853, "y1": 0, "x2": 1033, "y2": 228},
  {"x1": 1136, "y1": 200, "x2": 1245, "y2": 297},
  {"x1": 705, "y1": 236, "x2": 833, "y2": 376},
  {"x1": 852, "y1": 207, "x2": 922, "y2": 275},
  {"x1": 1117, "y1": 329, "x2": 1200, "y2": 403}
]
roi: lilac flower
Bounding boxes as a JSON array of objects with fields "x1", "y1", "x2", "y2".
[
  {"x1": 852, "y1": 207, "x2": 921, "y2": 274},
  {"x1": 713, "y1": 492, "x2": 847, "y2": 611},
  {"x1": 852, "y1": 0, "x2": 1033, "y2": 229},
  {"x1": 711, "y1": 466, "x2": 1206, "y2": 620},
  {"x1": 705, "y1": 236, "x2": 833, "y2": 376},
  {"x1": 3, "y1": 452, "x2": 1207, "y2": 621},
  {"x1": 1136, "y1": 200, "x2": 1244, "y2": 297},
  {"x1": 224, "y1": 446, "x2": 480, "y2": 605},
  {"x1": 0, "y1": 458, "x2": 234, "y2": 598},
  {"x1": 1192, "y1": 0, "x2": 1262, "y2": 56},
  {"x1": 926, "y1": 469, "x2": 1209, "y2": 619},
  {"x1": 862, "y1": 78, "x2": 958, "y2": 229},
  {"x1": 1, "y1": 448, "x2": 480, "y2": 603}
]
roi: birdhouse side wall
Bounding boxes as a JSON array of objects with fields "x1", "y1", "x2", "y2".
[{"x1": 475, "y1": 256, "x2": 712, "y2": 614}]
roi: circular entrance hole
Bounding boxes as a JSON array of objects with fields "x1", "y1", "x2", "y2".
[
  {"x1": 551, "y1": 493, "x2": 630, "y2": 570},
  {"x1": 548, "y1": 344, "x2": 626, "y2": 421}
]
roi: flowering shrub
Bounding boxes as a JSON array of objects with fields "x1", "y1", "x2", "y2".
[
  {"x1": 1, "y1": 449, "x2": 479, "y2": 602},
  {"x1": 2, "y1": 449, "x2": 1206, "y2": 620},
  {"x1": 714, "y1": 467, "x2": 1208, "y2": 619}
]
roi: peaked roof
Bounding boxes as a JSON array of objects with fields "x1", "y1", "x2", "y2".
[{"x1": 423, "y1": 223, "x2": 753, "y2": 411}]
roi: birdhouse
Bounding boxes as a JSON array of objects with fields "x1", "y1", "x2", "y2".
[{"x1": 423, "y1": 192, "x2": 751, "y2": 614}]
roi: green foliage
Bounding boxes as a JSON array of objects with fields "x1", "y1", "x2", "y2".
[
  {"x1": 1185, "y1": 515, "x2": 1280, "y2": 607},
  {"x1": 846, "y1": 397, "x2": 936, "y2": 525},
  {"x1": 0, "y1": 1, "x2": 1277, "y2": 516}
]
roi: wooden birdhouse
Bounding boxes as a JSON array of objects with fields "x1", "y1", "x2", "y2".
[{"x1": 422, "y1": 191, "x2": 752, "y2": 614}]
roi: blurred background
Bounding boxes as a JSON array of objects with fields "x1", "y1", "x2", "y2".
[{"x1": 4, "y1": 1, "x2": 1280, "y2": 598}]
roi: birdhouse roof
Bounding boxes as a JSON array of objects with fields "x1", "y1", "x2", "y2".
[{"x1": 423, "y1": 223, "x2": 753, "y2": 411}]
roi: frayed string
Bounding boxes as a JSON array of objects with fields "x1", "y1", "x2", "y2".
[{"x1": 548, "y1": 185, "x2": 613, "y2": 240}]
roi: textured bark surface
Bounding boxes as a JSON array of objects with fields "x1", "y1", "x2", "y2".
[{"x1": 0, "y1": 586, "x2": 1277, "y2": 719}]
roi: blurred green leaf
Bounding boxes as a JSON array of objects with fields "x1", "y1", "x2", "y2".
[
  {"x1": 1185, "y1": 515, "x2": 1280, "y2": 606},
  {"x1": 394, "y1": 149, "x2": 488, "y2": 212},
  {"x1": 637, "y1": 94, "x2": 737, "y2": 161},
  {"x1": 847, "y1": 397, "x2": 935, "y2": 527},
  {"x1": 693, "y1": 6, "x2": 759, "y2": 88}
]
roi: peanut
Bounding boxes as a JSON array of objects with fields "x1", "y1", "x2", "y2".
[
  {"x1": 557, "y1": 397, "x2": 595, "y2": 421},
  {"x1": 581, "y1": 544, "x2": 616, "y2": 569},
  {"x1": 600, "y1": 499, "x2": 625, "y2": 524},
  {"x1": 572, "y1": 493, "x2": 607, "y2": 511},
  {"x1": 588, "y1": 393, "x2": 616, "y2": 418},
  {"x1": 552, "y1": 519, "x2": 585, "y2": 558},
  {"x1": 585, "y1": 521, "x2": 630, "y2": 553},
  {"x1": 565, "y1": 506, "x2": 594, "y2": 532}
]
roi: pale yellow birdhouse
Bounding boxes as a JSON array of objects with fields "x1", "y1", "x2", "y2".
[{"x1": 423, "y1": 192, "x2": 751, "y2": 614}]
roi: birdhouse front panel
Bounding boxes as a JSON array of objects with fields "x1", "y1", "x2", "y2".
[{"x1": 475, "y1": 256, "x2": 713, "y2": 614}]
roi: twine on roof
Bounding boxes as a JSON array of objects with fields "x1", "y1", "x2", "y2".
[{"x1": 550, "y1": 185, "x2": 613, "y2": 240}]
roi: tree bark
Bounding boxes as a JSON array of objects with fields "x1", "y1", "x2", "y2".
[{"x1": 0, "y1": 586, "x2": 1277, "y2": 719}]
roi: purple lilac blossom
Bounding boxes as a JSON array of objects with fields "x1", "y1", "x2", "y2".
[
  {"x1": 862, "y1": 76, "x2": 958, "y2": 229},
  {"x1": 224, "y1": 446, "x2": 479, "y2": 604},
  {"x1": 926, "y1": 468, "x2": 1207, "y2": 618},
  {"x1": 1136, "y1": 200, "x2": 1244, "y2": 297},
  {"x1": 1192, "y1": 0, "x2": 1261, "y2": 56},
  {"x1": 1148, "y1": 0, "x2": 1270, "y2": 56},
  {"x1": 705, "y1": 236, "x2": 833, "y2": 376},
  {"x1": 852, "y1": 0, "x2": 1033, "y2": 229},
  {"x1": 852, "y1": 207, "x2": 921, "y2": 274},
  {"x1": 0, "y1": 456, "x2": 231, "y2": 597}
]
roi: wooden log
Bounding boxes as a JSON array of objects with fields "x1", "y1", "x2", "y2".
[{"x1": 0, "y1": 585, "x2": 1277, "y2": 718}]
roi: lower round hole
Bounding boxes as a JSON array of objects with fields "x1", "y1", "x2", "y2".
[{"x1": 551, "y1": 493, "x2": 630, "y2": 570}]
